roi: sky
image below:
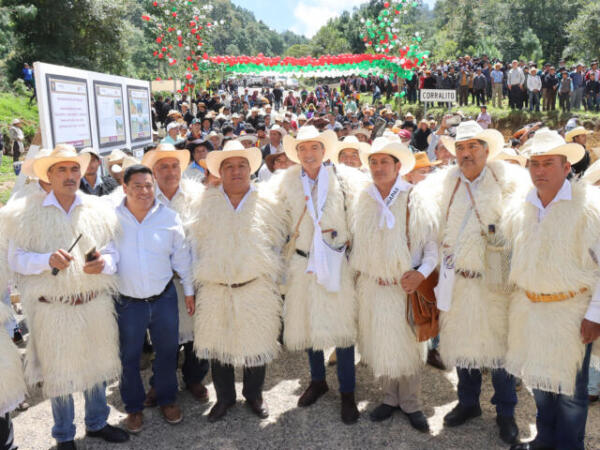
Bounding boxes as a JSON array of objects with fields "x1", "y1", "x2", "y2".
[{"x1": 231, "y1": 0, "x2": 436, "y2": 38}]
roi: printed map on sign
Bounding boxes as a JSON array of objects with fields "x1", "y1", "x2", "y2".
[
  {"x1": 46, "y1": 75, "x2": 92, "y2": 149},
  {"x1": 127, "y1": 86, "x2": 152, "y2": 143},
  {"x1": 94, "y1": 82, "x2": 126, "y2": 147}
]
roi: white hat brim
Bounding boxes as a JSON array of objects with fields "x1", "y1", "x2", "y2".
[
  {"x1": 441, "y1": 128, "x2": 504, "y2": 159},
  {"x1": 206, "y1": 147, "x2": 262, "y2": 177},
  {"x1": 283, "y1": 130, "x2": 338, "y2": 164},
  {"x1": 33, "y1": 153, "x2": 91, "y2": 184},
  {"x1": 332, "y1": 141, "x2": 371, "y2": 165},
  {"x1": 565, "y1": 128, "x2": 592, "y2": 143},
  {"x1": 525, "y1": 143, "x2": 585, "y2": 164},
  {"x1": 141, "y1": 150, "x2": 190, "y2": 172},
  {"x1": 360, "y1": 143, "x2": 416, "y2": 176}
]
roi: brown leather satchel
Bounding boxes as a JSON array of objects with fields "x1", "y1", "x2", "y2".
[{"x1": 405, "y1": 190, "x2": 440, "y2": 342}]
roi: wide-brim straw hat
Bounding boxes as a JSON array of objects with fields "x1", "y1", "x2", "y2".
[
  {"x1": 332, "y1": 135, "x2": 370, "y2": 166},
  {"x1": 206, "y1": 139, "x2": 262, "y2": 177},
  {"x1": 351, "y1": 127, "x2": 371, "y2": 140},
  {"x1": 520, "y1": 128, "x2": 584, "y2": 164},
  {"x1": 582, "y1": 159, "x2": 600, "y2": 185},
  {"x1": 107, "y1": 149, "x2": 127, "y2": 164},
  {"x1": 111, "y1": 155, "x2": 140, "y2": 174},
  {"x1": 141, "y1": 143, "x2": 190, "y2": 172},
  {"x1": 565, "y1": 126, "x2": 592, "y2": 143},
  {"x1": 21, "y1": 148, "x2": 52, "y2": 178},
  {"x1": 360, "y1": 136, "x2": 416, "y2": 176},
  {"x1": 269, "y1": 124, "x2": 287, "y2": 138},
  {"x1": 495, "y1": 146, "x2": 527, "y2": 167},
  {"x1": 265, "y1": 151, "x2": 288, "y2": 173},
  {"x1": 439, "y1": 120, "x2": 504, "y2": 159},
  {"x1": 412, "y1": 151, "x2": 442, "y2": 170},
  {"x1": 282, "y1": 126, "x2": 338, "y2": 164},
  {"x1": 33, "y1": 144, "x2": 91, "y2": 183}
]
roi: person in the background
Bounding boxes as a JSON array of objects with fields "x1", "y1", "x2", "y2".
[
  {"x1": 476, "y1": 105, "x2": 492, "y2": 129},
  {"x1": 490, "y1": 63, "x2": 504, "y2": 108},
  {"x1": 161, "y1": 122, "x2": 180, "y2": 145},
  {"x1": 79, "y1": 148, "x2": 117, "y2": 197},
  {"x1": 527, "y1": 67, "x2": 542, "y2": 112},
  {"x1": 22, "y1": 63, "x2": 33, "y2": 89},
  {"x1": 565, "y1": 126, "x2": 592, "y2": 176},
  {"x1": 410, "y1": 120, "x2": 431, "y2": 152},
  {"x1": 8, "y1": 119, "x2": 24, "y2": 163}
]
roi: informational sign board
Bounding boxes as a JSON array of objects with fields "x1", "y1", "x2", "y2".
[
  {"x1": 34, "y1": 62, "x2": 153, "y2": 154},
  {"x1": 419, "y1": 89, "x2": 456, "y2": 102}
]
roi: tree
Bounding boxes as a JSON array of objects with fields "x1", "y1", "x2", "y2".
[
  {"x1": 310, "y1": 23, "x2": 351, "y2": 56},
  {"x1": 285, "y1": 44, "x2": 313, "y2": 58},
  {"x1": 564, "y1": 2, "x2": 600, "y2": 62}
]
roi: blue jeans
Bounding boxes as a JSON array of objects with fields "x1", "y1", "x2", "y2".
[
  {"x1": 588, "y1": 365, "x2": 600, "y2": 396},
  {"x1": 529, "y1": 91, "x2": 540, "y2": 111},
  {"x1": 50, "y1": 383, "x2": 109, "y2": 443},
  {"x1": 587, "y1": 94, "x2": 599, "y2": 111},
  {"x1": 456, "y1": 367, "x2": 517, "y2": 417},
  {"x1": 533, "y1": 344, "x2": 592, "y2": 450},
  {"x1": 116, "y1": 282, "x2": 179, "y2": 413},
  {"x1": 307, "y1": 346, "x2": 355, "y2": 393}
]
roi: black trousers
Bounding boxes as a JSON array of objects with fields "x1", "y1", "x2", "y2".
[
  {"x1": 211, "y1": 360, "x2": 265, "y2": 403},
  {"x1": 0, "y1": 413, "x2": 15, "y2": 450},
  {"x1": 182, "y1": 342, "x2": 209, "y2": 387}
]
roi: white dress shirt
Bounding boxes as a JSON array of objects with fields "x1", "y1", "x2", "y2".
[
  {"x1": 115, "y1": 199, "x2": 193, "y2": 298},
  {"x1": 525, "y1": 180, "x2": 600, "y2": 323},
  {"x1": 219, "y1": 184, "x2": 256, "y2": 212},
  {"x1": 527, "y1": 75, "x2": 542, "y2": 92},
  {"x1": 8, "y1": 191, "x2": 118, "y2": 275}
]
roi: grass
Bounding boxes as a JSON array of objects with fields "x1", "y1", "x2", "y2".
[
  {"x1": 0, "y1": 91, "x2": 39, "y2": 145},
  {"x1": 0, "y1": 154, "x2": 17, "y2": 205}
]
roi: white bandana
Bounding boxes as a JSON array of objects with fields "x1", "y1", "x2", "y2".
[{"x1": 367, "y1": 176, "x2": 411, "y2": 229}]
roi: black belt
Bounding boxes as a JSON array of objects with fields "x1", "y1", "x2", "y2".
[
  {"x1": 218, "y1": 278, "x2": 257, "y2": 289},
  {"x1": 296, "y1": 249, "x2": 309, "y2": 258},
  {"x1": 120, "y1": 279, "x2": 174, "y2": 303}
]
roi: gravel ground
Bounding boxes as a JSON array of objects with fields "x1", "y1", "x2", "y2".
[{"x1": 10, "y1": 346, "x2": 600, "y2": 450}]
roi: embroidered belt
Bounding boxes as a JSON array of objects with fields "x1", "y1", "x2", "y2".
[
  {"x1": 218, "y1": 278, "x2": 258, "y2": 289},
  {"x1": 38, "y1": 292, "x2": 97, "y2": 306},
  {"x1": 376, "y1": 278, "x2": 400, "y2": 287},
  {"x1": 525, "y1": 288, "x2": 588, "y2": 303},
  {"x1": 456, "y1": 270, "x2": 482, "y2": 279}
]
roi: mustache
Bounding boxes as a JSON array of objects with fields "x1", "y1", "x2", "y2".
[{"x1": 63, "y1": 180, "x2": 77, "y2": 186}]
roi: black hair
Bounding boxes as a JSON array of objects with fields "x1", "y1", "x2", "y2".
[
  {"x1": 124, "y1": 164, "x2": 153, "y2": 185},
  {"x1": 221, "y1": 125, "x2": 234, "y2": 135}
]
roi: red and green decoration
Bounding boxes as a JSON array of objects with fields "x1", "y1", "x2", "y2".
[
  {"x1": 202, "y1": 53, "x2": 428, "y2": 79},
  {"x1": 142, "y1": 0, "x2": 221, "y2": 93},
  {"x1": 360, "y1": 0, "x2": 423, "y2": 53}
]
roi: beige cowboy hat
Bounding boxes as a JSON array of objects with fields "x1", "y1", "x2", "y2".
[
  {"x1": 269, "y1": 124, "x2": 287, "y2": 138},
  {"x1": 332, "y1": 135, "x2": 371, "y2": 165},
  {"x1": 206, "y1": 139, "x2": 262, "y2": 177},
  {"x1": 265, "y1": 151, "x2": 289, "y2": 173},
  {"x1": 21, "y1": 148, "x2": 52, "y2": 178},
  {"x1": 33, "y1": 144, "x2": 91, "y2": 183},
  {"x1": 520, "y1": 128, "x2": 584, "y2": 164},
  {"x1": 236, "y1": 132, "x2": 258, "y2": 145},
  {"x1": 351, "y1": 128, "x2": 371, "y2": 139},
  {"x1": 582, "y1": 159, "x2": 600, "y2": 185},
  {"x1": 565, "y1": 126, "x2": 592, "y2": 143},
  {"x1": 111, "y1": 155, "x2": 140, "y2": 174},
  {"x1": 440, "y1": 120, "x2": 504, "y2": 159},
  {"x1": 412, "y1": 151, "x2": 442, "y2": 170},
  {"x1": 360, "y1": 136, "x2": 416, "y2": 176},
  {"x1": 495, "y1": 146, "x2": 527, "y2": 167},
  {"x1": 282, "y1": 126, "x2": 338, "y2": 164},
  {"x1": 107, "y1": 149, "x2": 127, "y2": 164},
  {"x1": 80, "y1": 147, "x2": 100, "y2": 159},
  {"x1": 141, "y1": 143, "x2": 190, "y2": 171}
]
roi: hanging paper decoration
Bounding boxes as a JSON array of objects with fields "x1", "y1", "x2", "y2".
[{"x1": 360, "y1": 0, "x2": 423, "y2": 54}]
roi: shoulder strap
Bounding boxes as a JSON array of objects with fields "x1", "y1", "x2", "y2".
[
  {"x1": 406, "y1": 188, "x2": 413, "y2": 251},
  {"x1": 445, "y1": 177, "x2": 462, "y2": 222},
  {"x1": 331, "y1": 164, "x2": 347, "y2": 211}
]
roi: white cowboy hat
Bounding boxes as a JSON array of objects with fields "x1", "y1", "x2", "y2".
[
  {"x1": 565, "y1": 126, "x2": 592, "y2": 143},
  {"x1": 80, "y1": 147, "x2": 100, "y2": 159},
  {"x1": 351, "y1": 128, "x2": 371, "y2": 139},
  {"x1": 439, "y1": 120, "x2": 504, "y2": 159},
  {"x1": 495, "y1": 146, "x2": 527, "y2": 167},
  {"x1": 141, "y1": 143, "x2": 190, "y2": 172},
  {"x1": 269, "y1": 124, "x2": 287, "y2": 138},
  {"x1": 11, "y1": 118, "x2": 21, "y2": 125},
  {"x1": 33, "y1": 144, "x2": 91, "y2": 183},
  {"x1": 206, "y1": 139, "x2": 262, "y2": 177},
  {"x1": 111, "y1": 155, "x2": 140, "y2": 174},
  {"x1": 21, "y1": 148, "x2": 52, "y2": 178},
  {"x1": 107, "y1": 149, "x2": 127, "y2": 164},
  {"x1": 520, "y1": 128, "x2": 584, "y2": 164},
  {"x1": 282, "y1": 126, "x2": 338, "y2": 164},
  {"x1": 582, "y1": 159, "x2": 600, "y2": 185},
  {"x1": 332, "y1": 135, "x2": 370, "y2": 165},
  {"x1": 360, "y1": 136, "x2": 416, "y2": 176},
  {"x1": 236, "y1": 133, "x2": 257, "y2": 145}
]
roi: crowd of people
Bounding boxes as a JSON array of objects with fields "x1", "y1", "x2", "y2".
[{"x1": 2, "y1": 76, "x2": 600, "y2": 450}]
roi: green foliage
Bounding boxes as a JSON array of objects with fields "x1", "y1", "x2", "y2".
[
  {"x1": 285, "y1": 44, "x2": 313, "y2": 58},
  {"x1": 564, "y1": 2, "x2": 600, "y2": 62}
]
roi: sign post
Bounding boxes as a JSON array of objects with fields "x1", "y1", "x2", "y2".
[{"x1": 420, "y1": 89, "x2": 456, "y2": 116}]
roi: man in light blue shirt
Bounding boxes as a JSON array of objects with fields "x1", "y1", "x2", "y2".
[{"x1": 114, "y1": 164, "x2": 194, "y2": 433}]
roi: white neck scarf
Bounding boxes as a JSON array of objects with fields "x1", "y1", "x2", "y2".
[
  {"x1": 301, "y1": 164, "x2": 330, "y2": 284},
  {"x1": 367, "y1": 176, "x2": 411, "y2": 229}
]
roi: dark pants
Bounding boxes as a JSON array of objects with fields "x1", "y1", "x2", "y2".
[
  {"x1": 308, "y1": 346, "x2": 355, "y2": 393},
  {"x1": 457, "y1": 367, "x2": 517, "y2": 417},
  {"x1": 0, "y1": 413, "x2": 14, "y2": 450},
  {"x1": 458, "y1": 86, "x2": 469, "y2": 105},
  {"x1": 474, "y1": 89, "x2": 485, "y2": 106},
  {"x1": 149, "y1": 341, "x2": 209, "y2": 389},
  {"x1": 532, "y1": 344, "x2": 591, "y2": 450},
  {"x1": 116, "y1": 282, "x2": 179, "y2": 413},
  {"x1": 11, "y1": 142, "x2": 20, "y2": 162},
  {"x1": 211, "y1": 360, "x2": 265, "y2": 403},
  {"x1": 509, "y1": 85, "x2": 523, "y2": 109},
  {"x1": 542, "y1": 88, "x2": 556, "y2": 111},
  {"x1": 559, "y1": 92, "x2": 571, "y2": 111}
]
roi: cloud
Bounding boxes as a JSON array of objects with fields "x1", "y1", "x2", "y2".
[{"x1": 292, "y1": 0, "x2": 365, "y2": 38}]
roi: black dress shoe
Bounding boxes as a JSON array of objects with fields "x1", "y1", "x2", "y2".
[
  {"x1": 86, "y1": 424, "x2": 129, "y2": 443},
  {"x1": 297, "y1": 380, "x2": 329, "y2": 407},
  {"x1": 405, "y1": 410, "x2": 430, "y2": 433},
  {"x1": 426, "y1": 348, "x2": 446, "y2": 371},
  {"x1": 443, "y1": 403, "x2": 482, "y2": 427},
  {"x1": 207, "y1": 401, "x2": 235, "y2": 423},
  {"x1": 57, "y1": 442, "x2": 76, "y2": 450},
  {"x1": 369, "y1": 403, "x2": 395, "y2": 422},
  {"x1": 246, "y1": 397, "x2": 269, "y2": 419},
  {"x1": 340, "y1": 392, "x2": 359, "y2": 425},
  {"x1": 510, "y1": 441, "x2": 554, "y2": 450},
  {"x1": 497, "y1": 415, "x2": 519, "y2": 444}
]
